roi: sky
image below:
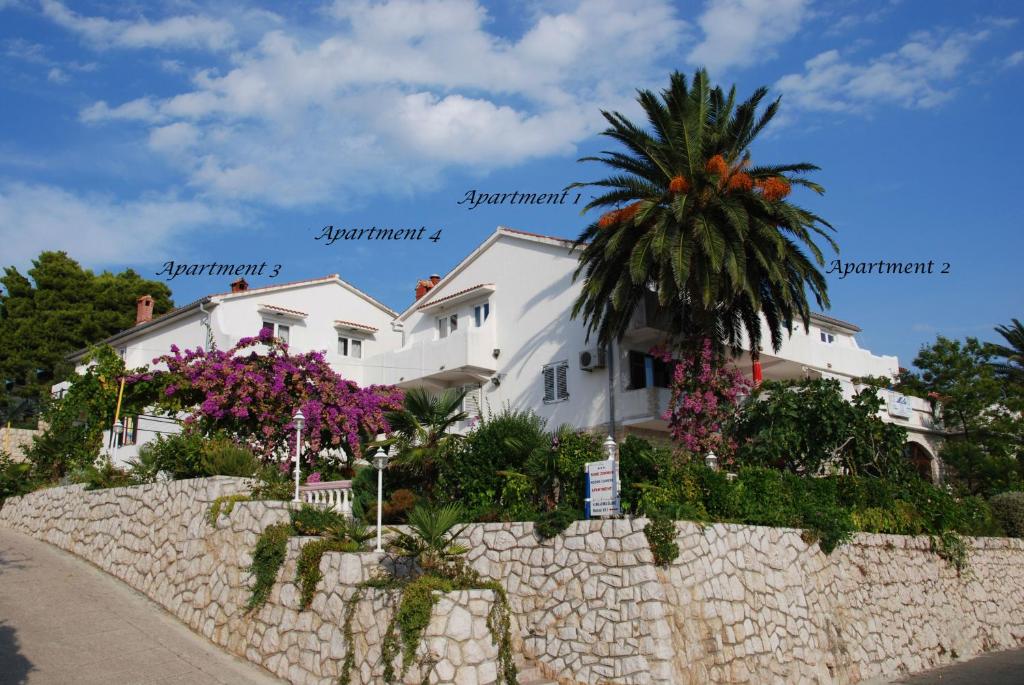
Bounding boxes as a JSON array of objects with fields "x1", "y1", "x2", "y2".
[{"x1": 0, "y1": 0, "x2": 1022, "y2": 369}]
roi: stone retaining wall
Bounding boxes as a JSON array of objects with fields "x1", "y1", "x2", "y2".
[
  {"x1": 0, "y1": 479, "x2": 501, "y2": 684},
  {"x1": 2, "y1": 478, "x2": 1024, "y2": 685},
  {"x1": 0, "y1": 426, "x2": 40, "y2": 461}
]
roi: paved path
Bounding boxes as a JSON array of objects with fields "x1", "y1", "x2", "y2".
[
  {"x1": 0, "y1": 528, "x2": 283, "y2": 685},
  {"x1": 892, "y1": 647, "x2": 1024, "y2": 684}
]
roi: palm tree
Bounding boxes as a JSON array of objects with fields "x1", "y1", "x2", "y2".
[
  {"x1": 987, "y1": 318, "x2": 1024, "y2": 386},
  {"x1": 569, "y1": 69, "x2": 836, "y2": 358},
  {"x1": 388, "y1": 503, "x2": 469, "y2": 573},
  {"x1": 385, "y1": 387, "x2": 468, "y2": 485}
]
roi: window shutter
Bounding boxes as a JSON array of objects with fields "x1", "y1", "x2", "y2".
[
  {"x1": 543, "y1": 366, "x2": 555, "y2": 403},
  {"x1": 556, "y1": 362, "x2": 568, "y2": 400}
]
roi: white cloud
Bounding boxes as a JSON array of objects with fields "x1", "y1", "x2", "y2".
[
  {"x1": 80, "y1": 0, "x2": 686, "y2": 207},
  {"x1": 688, "y1": 0, "x2": 811, "y2": 73},
  {"x1": 777, "y1": 28, "x2": 993, "y2": 112},
  {"x1": 46, "y1": 66, "x2": 67, "y2": 83},
  {"x1": 1005, "y1": 50, "x2": 1024, "y2": 68},
  {"x1": 40, "y1": 0, "x2": 235, "y2": 51},
  {"x1": 0, "y1": 183, "x2": 242, "y2": 267},
  {"x1": 80, "y1": 97, "x2": 164, "y2": 123}
]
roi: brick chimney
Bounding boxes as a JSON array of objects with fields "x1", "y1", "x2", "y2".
[
  {"x1": 230, "y1": 277, "x2": 249, "y2": 293},
  {"x1": 414, "y1": 279, "x2": 431, "y2": 301},
  {"x1": 429, "y1": 274, "x2": 441, "y2": 286},
  {"x1": 135, "y1": 295, "x2": 154, "y2": 325}
]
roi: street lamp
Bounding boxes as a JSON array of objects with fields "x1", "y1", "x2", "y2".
[
  {"x1": 602, "y1": 435, "x2": 618, "y2": 461},
  {"x1": 111, "y1": 421, "x2": 124, "y2": 465},
  {"x1": 292, "y1": 410, "x2": 305, "y2": 503},
  {"x1": 373, "y1": 446, "x2": 390, "y2": 552},
  {"x1": 705, "y1": 450, "x2": 718, "y2": 471}
]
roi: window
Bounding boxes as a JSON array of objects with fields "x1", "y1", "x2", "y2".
[
  {"x1": 338, "y1": 336, "x2": 364, "y2": 359},
  {"x1": 114, "y1": 416, "x2": 138, "y2": 447},
  {"x1": 437, "y1": 313, "x2": 458, "y2": 339},
  {"x1": 474, "y1": 302, "x2": 490, "y2": 327},
  {"x1": 820, "y1": 330, "x2": 835, "y2": 344},
  {"x1": 627, "y1": 351, "x2": 673, "y2": 390},
  {"x1": 262, "y1": 320, "x2": 290, "y2": 343},
  {"x1": 542, "y1": 361, "x2": 569, "y2": 403},
  {"x1": 459, "y1": 385, "x2": 481, "y2": 416}
]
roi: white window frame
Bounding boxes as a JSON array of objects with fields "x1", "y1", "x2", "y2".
[
  {"x1": 337, "y1": 335, "x2": 364, "y2": 359},
  {"x1": 262, "y1": 320, "x2": 291, "y2": 344},
  {"x1": 542, "y1": 361, "x2": 569, "y2": 404},
  {"x1": 437, "y1": 313, "x2": 458, "y2": 339},
  {"x1": 474, "y1": 301, "x2": 490, "y2": 327},
  {"x1": 820, "y1": 330, "x2": 835, "y2": 344}
]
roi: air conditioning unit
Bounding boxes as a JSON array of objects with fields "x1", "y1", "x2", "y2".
[{"x1": 579, "y1": 348, "x2": 607, "y2": 371}]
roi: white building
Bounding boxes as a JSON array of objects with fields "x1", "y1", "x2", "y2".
[
  {"x1": 64, "y1": 274, "x2": 399, "y2": 463},
  {"x1": 66, "y1": 227, "x2": 944, "y2": 479}
]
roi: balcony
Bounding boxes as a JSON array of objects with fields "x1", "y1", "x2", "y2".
[
  {"x1": 618, "y1": 386, "x2": 671, "y2": 431},
  {"x1": 378, "y1": 325, "x2": 498, "y2": 388},
  {"x1": 624, "y1": 292, "x2": 674, "y2": 343}
]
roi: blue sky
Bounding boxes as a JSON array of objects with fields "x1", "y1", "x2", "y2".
[{"x1": 1, "y1": 0, "x2": 1021, "y2": 369}]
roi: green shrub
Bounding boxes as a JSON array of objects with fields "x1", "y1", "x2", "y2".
[
  {"x1": 497, "y1": 470, "x2": 535, "y2": 522},
  {"x1": 0, "y1": 451, "x2": 35, "y2": 504},
  {"x1": 990, "y1": 492, "x2": 1024, "y2": 537},
  {"x1": 730, "y1": 467, "x2": 798, "y2": 528},
  {"x1": 437, "y1": 408, "x2": 547, "y2": 518},
  {"x1": 956, "y1": 496, "x2": 1004, "y2": 537},
  {"x1": 73, "y1": 457, "x2": 134, "y2": 490},
  {"x1": 136, "y1": 431, "x2": 206, "y2": 479},
  {"x1": 618, "y1": 436, "x2": 672, "y2": 513},
  {"x1": 250, "y1": 465, "x2": 293, "y2": 501},
  {"x1": 290, "y1": 504, "x2": 347, "y2": 536},
  {"x1": 534, "y1": 507, "x2": 578, "y2": 540},
  {"x1": 644, "y1": 517, "x2": 680, "y2": 565},
  {"x1": 199, "y1": 436, "x2": 259, "y2": 477},
  {"x1": 551, "y1": 431, "x2": 602, "y2": 511}
]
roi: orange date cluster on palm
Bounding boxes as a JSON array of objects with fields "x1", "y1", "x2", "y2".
[{"x1": 597, "y1": 201, "x2": 643, "y2": 228}]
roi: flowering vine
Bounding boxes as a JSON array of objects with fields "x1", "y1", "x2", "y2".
[
  {"x1": 653, "y1": 339, "x2": 752, "y2": 460},
  {"x1": 127, "y1": 328, "x2": 403, "y2": 465}
]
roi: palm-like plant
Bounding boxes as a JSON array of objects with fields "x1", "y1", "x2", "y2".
[
  {"x1": 569, "y1": 69, "x2": 836, "y2": 357},
  {"x1": 987, "y1": 318, "x2": 1024, "y2": 386},
  {"x1": 385, "y1": 387, "x2": 468, "y2": 483},
  {"x1": 388, "y1": 503, "x2": 469, "y2": 573}
]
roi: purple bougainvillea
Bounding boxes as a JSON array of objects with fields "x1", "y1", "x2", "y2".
[
  {"x1": 653, "y1": 339, "x2": 751, "y2": 461},
  {"x1": 128, "y1": 328, "x2": 403, "y2": 465}
]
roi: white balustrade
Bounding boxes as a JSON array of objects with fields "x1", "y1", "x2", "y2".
[{"x1": 298, "y1": 480, "x2": 353, "y2": 517}]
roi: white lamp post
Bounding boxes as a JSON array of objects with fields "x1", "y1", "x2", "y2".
[
  {"x1": 292, "y1": 410, "x2": 305, "y2": 503},
  {"x1": 705, "y1": 450, "x2": 718, "y2": 471},
  {"x1": 373, "y1": 446, "x2": 390, "y2": 552}
]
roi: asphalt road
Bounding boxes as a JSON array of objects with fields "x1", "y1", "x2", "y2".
[
  {"x1": 893, "y1": 647, "x2": 1024, "y2": 684},
  {"x1": 0, "y1": 528, "x2": 283, "y2": 685}
]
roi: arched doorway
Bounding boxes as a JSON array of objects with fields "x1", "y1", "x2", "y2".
[{"x1": 904, "y1": 441, "x2": 936, "y2": 483}]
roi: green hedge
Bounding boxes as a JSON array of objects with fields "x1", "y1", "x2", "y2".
[{"x1": 990, "y1": 492, "x2": 1024, "y2": 537}]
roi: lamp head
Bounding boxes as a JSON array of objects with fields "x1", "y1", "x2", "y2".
[
  {"x1": 373, "y1": 446, "x2": 389, "y2": 471},
  {"x1": 704, "y1": 451, "x2": 719, "y2": 471},
  {"x1": 293, "y1": 409, "x2": 305, "y2": 431},
  {"x1": 602, "y1": 435, "x2": 618, "y2": 461},
  {"x1": 112, "y1": 423, "x2": 124, "y2": 435}
]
